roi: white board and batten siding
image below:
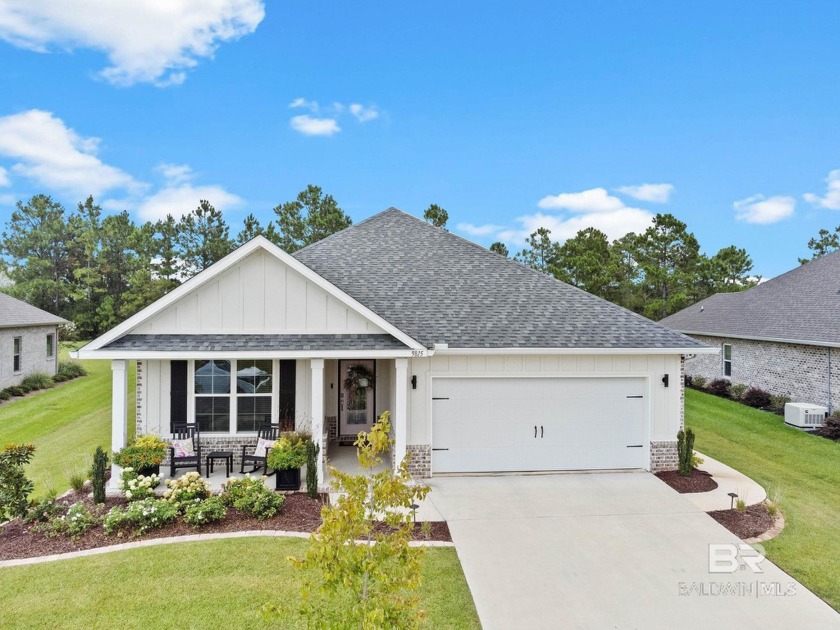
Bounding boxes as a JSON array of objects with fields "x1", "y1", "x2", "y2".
[
  {"x1": 132, "y1": 250, "x2": 386, "y2": 335},
  {"x1": 406, "y1": 353, "x2": 682, "y2": 474}
]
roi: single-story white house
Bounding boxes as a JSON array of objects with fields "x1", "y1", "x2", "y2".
[
  {"x1": 0, "y1": 292, "x2": 66, "y2": 390},
  {"x1": 76, "y1": 208, "x2": 714, "y2": 487},
  {"x1": 660, "y1": 249, "x2": 840, "y2": 412}
]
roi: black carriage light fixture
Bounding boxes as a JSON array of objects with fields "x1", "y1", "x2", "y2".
[
  {"x1": 662, "y1": 374, "x2": 669, "y2": 387},
  {"x1": 411, "y1": 375, "x2": 417, "y2": 389}
]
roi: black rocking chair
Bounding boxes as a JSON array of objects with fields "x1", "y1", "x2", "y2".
[
  {"x1": 240, "y1": 423, "x2": 280, "y2": 476},
  {"x1": 170, "y1": 424, "x2": 202, "y2": 477}
]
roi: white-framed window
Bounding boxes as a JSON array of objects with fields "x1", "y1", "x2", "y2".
[
  {"x1": 723, "y1": 343, "x2": 732, "y2": 377},
  {"x1": 13, "y1": 337, "x2": 21, "y2": 372},
  {"x1": 46, "y1": 333, "x2": 55, "y2": 359},
  {"x1": 191, "y1": 359, "x2": 277, "y2": 434},
  {"x1": 194, "y1": 359, "x2": 231, "y2": 432}
]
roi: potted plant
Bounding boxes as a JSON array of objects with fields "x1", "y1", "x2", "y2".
[
  {"x1": 267, "y1": 432, "x2": 310, "y2": 491},
  {"x1": 113, "y1": 435, "x2": 167, "y2": 480}
]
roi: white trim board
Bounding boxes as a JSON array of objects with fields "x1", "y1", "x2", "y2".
[
  {"x1": 433, "y1": 346, "x2": 719, "y2": 356},
  {"x1": 677, "y1": 330, "x2": 840, "y2": 349},
  {"x1": 77, "y1": 236, "x2": 425, "y2": 354}
]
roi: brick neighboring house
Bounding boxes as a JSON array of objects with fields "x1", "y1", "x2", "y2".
[
  {"x1": 0, "y1": 292, "x2": 67, "y2": 389},
  {"x1": 660, "y1": 250, "x2": 840, "y2": 412}
]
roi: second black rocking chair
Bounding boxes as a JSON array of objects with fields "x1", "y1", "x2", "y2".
[{"x1": 240, "y1": 423, "x2": 280, "y2": 476}]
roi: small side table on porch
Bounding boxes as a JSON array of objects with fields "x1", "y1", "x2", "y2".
[{"x1": 206, "y1": 451, "x2": 233, "y2": 477}]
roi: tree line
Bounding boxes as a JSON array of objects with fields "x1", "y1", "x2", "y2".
[
  {"x1": 1, "y1": 185, "x2": 834, "y2": 337},
  {"x1": 496, "y1": 214, "x2": 758, "y2": 320}
]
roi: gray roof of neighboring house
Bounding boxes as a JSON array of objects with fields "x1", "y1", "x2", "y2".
[
  {"x1": 292, "y1": 208, "x2": 706, "y2": 350},
  {"x1": 102, "y1": 333, "x2": 408, "y2": 352},
  {"x1": 0, "y1": 291, "x2": 67, "y2": 329},
  {"x1": 660, "y1": 249, "x2": 840, "y2": 346}
]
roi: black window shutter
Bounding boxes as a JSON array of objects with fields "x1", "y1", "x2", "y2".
[
  {"x1": 170, "y1": 360, "x2": 188, "y2": 432},
  {"x1": 278, "y1": 360, "x2": 296, "y2": 427}
]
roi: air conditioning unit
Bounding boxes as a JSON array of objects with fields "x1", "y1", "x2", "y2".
[{"x1": 784, "y1": 403, "x2": 828, "y2": 429}]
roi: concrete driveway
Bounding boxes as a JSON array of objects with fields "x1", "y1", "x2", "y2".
[{"x1": 427, "y1": 473, "x2": 840, "y2": 630}]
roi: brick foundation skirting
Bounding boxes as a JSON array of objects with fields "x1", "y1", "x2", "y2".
[
  {"x1": 406, "y1": 444, "x2": 431, "y2": 479},
  {"x1": 650, "y1": 440, "x2": 678, "y2": 472}
]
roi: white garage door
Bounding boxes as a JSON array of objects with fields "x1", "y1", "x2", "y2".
[{"x1": 431, "y1": 377, "x2": 647, "y2": 473}]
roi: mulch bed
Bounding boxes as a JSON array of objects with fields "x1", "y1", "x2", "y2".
[
  {"x1": 0, "y1": 490, "x2": 451, "y2": 561},
  {"x1": 655, "y1": 468, "x2": 718, "y2": 493},
  {"x1": 708, "y1": 503, "x2": 775, "y2": 540}
]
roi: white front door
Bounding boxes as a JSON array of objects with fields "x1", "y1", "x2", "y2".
[
  {"x1": 431, "y1": 377, "x2": 647, "y2": 473},
  {"x1": 339, "y1": 359, "x2": 376, "y2": 436}
]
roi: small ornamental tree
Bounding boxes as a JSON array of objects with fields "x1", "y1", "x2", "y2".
[
  {"x1": 0, "y1": 443, "x2": 36, "y2": 521},
  {"x1": 91, "y1": 446, "x2": 108, "y2": 504},
  {"x1": 270, "y1": 411, "x2": 430, "y2": 629},
  {"x1": 305, "y1": 439, "x2": 320, "y2": 499},
  {"x1": 676, "y1": 428, "x2": 696, "y2": 477}
]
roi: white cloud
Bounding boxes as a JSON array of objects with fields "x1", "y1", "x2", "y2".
[
  {"x1": 537, "y1": 187, "x2": 626, "y2": 213},
  {"x1": 0, "y1": 193, "x2": 15, "y2": 205},
  {"x1": 0, "y1": 166, "x2": 9, "y2": 187},
  {"x1": 733, "y1": 194, "x2": 795, "y2": 224},
  {"x1": 615, "y1": 183, "x2": 674, "y2": 203},
  {"x1": 349, "y1": 103, "x2": 379, "y2": 123},
  {"x1": 0, "y1": 109, "x2": 142, "y2": 197},
  {"x1": 290, "y1": 115, "x2": 341, "y2": 137},
  {"x1": 289, "y1": 97, "x2": 319, "y2": 111},
  {"x1": 136, "y1": 183, "x2": 243, "y2": 221},
  {"x1": 498, "y1": 208, "x2": 654, "y2": 245},
  {"x1": 156, "y1": 163, "x2": 194, "y2": 186},
  {"x1": 456, "y1": 222, "x2": 504, "y2": 237},
  {"x1": 803, "y1": 169, "x2": 840, "y2": 210},
  {"x1": 0, "y1": 1, "x2": 265, "y2": 86}
]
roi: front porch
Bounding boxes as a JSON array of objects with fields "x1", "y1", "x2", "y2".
[{"x1": 107, "y1": 353, "x2": 411, "y2": 492}]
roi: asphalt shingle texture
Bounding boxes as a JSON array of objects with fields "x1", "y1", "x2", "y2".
[
  {"x1": 103, "y1": 334, "x2": 409, "y2": 352},
  {"x1": 292, "y1": 208, "x2": 706, "y2": 350},
  {"x1": 660, "y1": 249, "x2": 840, "y2": 345},
  {"x1": 0, "y1": 291, "x2": 67, "y2": 328}
]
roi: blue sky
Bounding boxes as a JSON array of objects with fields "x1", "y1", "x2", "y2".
[{"x1": 1, "y1": 1, "x2": 839, "y2": 277}]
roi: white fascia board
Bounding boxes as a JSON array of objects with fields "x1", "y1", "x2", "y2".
[
  {"x1": 435, "y1": 346, "x2": 720, "y2": 355},
  {"x1": 75, "y1": 349, "x2": 417, "y2": 360},
  {"x1": 677, "y1": 330, "x2": 840, "y2": 349},
  {"x1": 80, "y1": 236, "x2": 425, "y2": 353}
]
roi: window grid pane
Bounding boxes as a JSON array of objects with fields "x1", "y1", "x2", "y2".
[
  {"x1": 237, "y1": 395, "x2": 272, "y2": 432},
  {"x1": 46, "y1": 334, "x2": 54, "y2": 358},
  {"x1": 194, "y1": 360, "x2": 231, "y2": 394},
  {"x1": 195, "y1": 397, "x2": 230, "y2": 433}
]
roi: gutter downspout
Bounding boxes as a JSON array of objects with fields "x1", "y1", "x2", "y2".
[{"x1": 829, "y1": 347, "x2": 833, "y2": 414}]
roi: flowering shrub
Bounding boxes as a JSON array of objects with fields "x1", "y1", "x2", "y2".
[
  {"x1": 164, "y1": 472, "x2": 211, "y2": 511},
  {"x1": 113, "y1": 435, "x2": 167, "y2": 471},
  {"x1": 40, "y1": 502, "x2": 99, "y2": 540},
  {"x1": 220, "y1": 475, "x2": 285, "y2": 520},
  {"x1": 24, "y1": 497, "x2": 65, "y2": 524},
  {"x1": 117, "y1": 467, "x2": 160, "y2": 501},
  {"x1": 103, "y1": 498, "x2": 178, "y2": 536},
  {"x1": 183, "y1": 496, "x2": 227, "y2": 528}
]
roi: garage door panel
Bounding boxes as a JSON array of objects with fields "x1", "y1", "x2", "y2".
[{"x1": 432, "y1": 377, "x2": 647, "y2": 473}]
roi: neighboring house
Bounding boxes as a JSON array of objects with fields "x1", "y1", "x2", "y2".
[
  {"x1": 0, "y1": 292, "x2": 67, "y2": 390},
  {"x1": 76, "y1": 208, "x2": 713, "y2": 487},
  {"x1": 660, "y1": 249, "x2": 840, "y2": 412}
]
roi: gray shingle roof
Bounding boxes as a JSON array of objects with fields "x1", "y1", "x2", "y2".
[
  {"x1": 102, "y1": 334, "x2": 409, "y2": 352},
  {"x1": 660, "y1": 249, "x2": 840, "y2": 346},
  {"x1": 0, "y1": 292, "x2": 67, "y2": 328},
  {"x1": 293, "y1": 208, "x2": 706, "y2": 350}
]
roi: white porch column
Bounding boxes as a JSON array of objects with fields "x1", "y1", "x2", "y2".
[
  {"x1": 110, "y1": 359, "x2": 128, "y2": 489},
  {"x1": 310, "y1": 358, "x2": 325, "y2": 486},
  {"x1": 394, "y1": 358, "x2": 408, "y2": 471}
]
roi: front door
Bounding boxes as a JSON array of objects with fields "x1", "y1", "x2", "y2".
[{"x1": 339, "y1": 359, "x2": 376, "y2": 436}]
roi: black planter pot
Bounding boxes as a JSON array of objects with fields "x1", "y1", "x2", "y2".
[{"x1": 275, "y1": 467, "x2": 301, "y2": 491}]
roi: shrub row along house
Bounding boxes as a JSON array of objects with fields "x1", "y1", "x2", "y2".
[
  {"x1": 0, "y1": 292, "x2": 66, "y2": 390},
  {"x1": 75, "y1": 209, "x2": 715, "y2": 487},
  {"x1": 661, "y1": 249, "x2": 840, "y2": 412}
]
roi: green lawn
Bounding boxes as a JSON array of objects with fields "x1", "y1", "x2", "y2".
[
  {"x1": 0, "y1": 537, "x2": 480, "y2": 629},
  {"x1": 686, "y1": 388, "x2": 840, "y2": 611},
  {"x1": 0, "y1": 342, "x2": 135, "y2": 498}
]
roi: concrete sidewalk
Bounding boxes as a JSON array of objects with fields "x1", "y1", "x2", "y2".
[
  {"x1": 684, "y1": 452, "x2": 767, "y2": 512},
  {"x1": 428, "y1": 473, "x2": 839, "y2": 630}
]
